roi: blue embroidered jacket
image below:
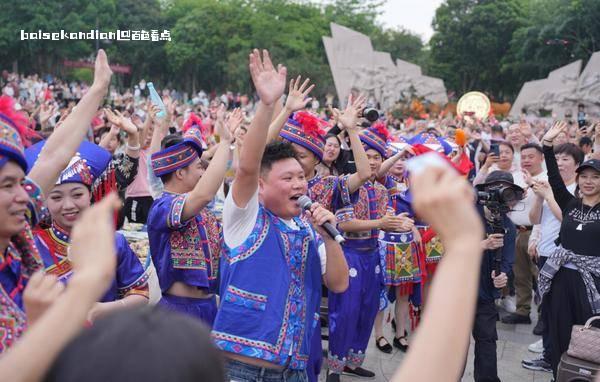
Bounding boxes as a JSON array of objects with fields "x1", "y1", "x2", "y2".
[
  {"x1": 335, "y1": 181, "x2": 392, "y2": 250},
  {"x1": 34, "y1": 227, "x2": 149, "y2": 302},
  {"x1": 212, "y1": 206, "x2": 322, "y2": 370},
  {"x1": 147, "y1": 192, "x2": 222, "y2": 293}
]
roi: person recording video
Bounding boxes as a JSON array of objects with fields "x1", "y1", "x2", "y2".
[{"x1": 469, "y1": 171, "x2": 523, "y2": 382}]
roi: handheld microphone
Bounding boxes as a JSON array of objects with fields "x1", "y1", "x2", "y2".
[{"x1": 298, "y1": 195, "x2": 345, "y2": 244}]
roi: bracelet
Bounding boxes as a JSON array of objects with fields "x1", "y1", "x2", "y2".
[{"x1": 127, "y1": 143, "x2": 141, "y2": 151}]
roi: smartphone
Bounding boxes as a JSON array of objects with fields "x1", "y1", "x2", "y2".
[{"x1": 490, "y1": 143, "x2": 500, "y2": 156}]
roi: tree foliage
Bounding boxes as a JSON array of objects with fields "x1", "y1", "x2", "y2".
[
  {"x1": 0, "y1": 0, "x2": 424, "y2": 98},
  {"x1": 428, "y1": 0, "x2": 600, "y2": 100}
]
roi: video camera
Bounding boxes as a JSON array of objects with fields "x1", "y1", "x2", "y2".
[
  {"x1": 476, "y1": 184, "x2": 524, "y2": 214},
  {"x1": 476, "y1": 175, "x2": 524, "y2": 275}
]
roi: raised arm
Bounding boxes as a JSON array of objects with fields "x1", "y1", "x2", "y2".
[
  {"x1": 104, "y1": 108, "x2": 141, "y2": 159},
  {"x1": 335, "y1": 94, "x2": 370, "y2": 193},
  {"x1": 232, "y1": 49, "x2": 287, "y2": 208},
  {"x1": 542, "y1": 121, "x2": 575, "y2": 210},
  {"x1": 28, "y1": 50, "x2": 112, "y2": 196},
  {"x1": 179, "y1": 115, "x2": 235, "y2": 222},
  {"x1": 266, "y1": 76, "x2": 314, "y2": 143},
  {"x1": 392, "y1": 165, "x2": 483, "y2": 382}
]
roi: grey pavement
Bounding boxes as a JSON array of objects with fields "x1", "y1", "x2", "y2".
[{"x1": 319, "y1": 303, "x2": 553, "y2": 382}]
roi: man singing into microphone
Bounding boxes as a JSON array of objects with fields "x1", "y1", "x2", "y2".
[{"x1": 211, "y1": 49, "x2": 349, "y2": 382}]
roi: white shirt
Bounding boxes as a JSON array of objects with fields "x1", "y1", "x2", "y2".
[
  {"x1": 508, "y1": 170, "x2": 547, "y2": 226},
  {"x1": 223, "y1": 188, "x2": 327, "y2": 274},
  {"x1": 537, "y1": 183, "x2": 577, "y2": 257}
]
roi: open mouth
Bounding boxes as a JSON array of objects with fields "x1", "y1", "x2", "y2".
[{"x1": 10, "y1": 210, "x2": 26, "y2": 219}]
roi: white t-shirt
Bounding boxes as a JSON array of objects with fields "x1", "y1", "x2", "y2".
[
  {"x1": 508, "y1": 170, "x2": 547, "y2": 226},
  {"x1": 223, "y1": 188, "x2": 327, "y2": 275},
  {"x1": 537, "y1": 182, "x2": 577, "y2": 257}
]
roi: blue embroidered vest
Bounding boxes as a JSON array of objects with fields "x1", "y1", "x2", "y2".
[{"x1": 212, "y1": 206, "x2": 322, "y2": 370}]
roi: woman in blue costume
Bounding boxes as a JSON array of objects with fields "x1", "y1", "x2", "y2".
[{"x1": 27, "y1": 139, "x2": 149, "y2": 322}]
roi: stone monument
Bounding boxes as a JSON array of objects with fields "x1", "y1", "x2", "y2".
[
  {"x1": 322, "y1": 23, "x2": 448, "y2": 110},
  {"x1": 510, "y1": 52, "x2": 600, "y2": 119}
]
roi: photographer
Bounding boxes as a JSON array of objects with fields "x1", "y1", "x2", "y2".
[{"x1": 470, "y1": 171, "x2": 522, "y2": 382}]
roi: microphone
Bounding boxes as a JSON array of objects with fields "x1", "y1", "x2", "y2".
[{"x1": 297, "y1": 195, "x2": 345, "y2": 244}]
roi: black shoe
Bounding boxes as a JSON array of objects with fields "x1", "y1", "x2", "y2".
[
  {"x1": 393, "y1": 336, "x2": 409, "y2": 352},
  {"x1": 376, "y1": 336, "x2": 393, "y2": 354},
  {"x1": 521, "y1": 355, "x2": 552, "y2": 373},
  {"x1": 326, "y1": 372, "x2": 341, "y2": 382},
  {"x1": 343, "y1": 366, "x2": 375, "y2": 378},
  {"x1": 390, "y1": 319, "x2": 408, "y2": 337},
  {"x1": 501, "y1": 313, "x2": 531, "y2": 324},
  {"x1": 533, "y1": 319, "x2": 545, "y2": 335}
]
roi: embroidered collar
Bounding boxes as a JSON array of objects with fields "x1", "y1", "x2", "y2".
[{"x1": 50, "y1": 223, "x2": 70, "y2": 245}]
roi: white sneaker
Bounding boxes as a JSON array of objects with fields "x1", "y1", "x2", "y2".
[
  {"x1": 500, "y1": 296, "x2": 516, "y2": 313},
  {"x1": 528, "y1": 339, "x2": 543, "y2": 353}
]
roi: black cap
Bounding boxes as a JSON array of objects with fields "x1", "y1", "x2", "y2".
[
  {"x1": 576, "y1": 159, "x2": 600, "y2": 174},
  {"x1": 475, "y1": 170, "x2": 524, "y2": 193}
]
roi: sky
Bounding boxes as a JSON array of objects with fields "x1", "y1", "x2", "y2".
[{"x1": 377, "y1": 0, "x2": 445, "y2": 42}]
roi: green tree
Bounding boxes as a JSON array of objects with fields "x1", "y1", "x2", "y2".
[
  {"x1": 502, "y1": 0, "x2": 600, "y2": 90},
  {"x1": 371, "y1": 27, "x2": 425, "y2": 65},
  {"x1": 429, "y1": 0, "x2": 528, "y2": 100}
]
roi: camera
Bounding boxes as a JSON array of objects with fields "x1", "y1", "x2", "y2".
[
  {"x1": 362, "y1": 107, "x2": 379, "y2": 122},
  {"x1": 477, "y1": 185, "x2": 523, "y2": 213}
]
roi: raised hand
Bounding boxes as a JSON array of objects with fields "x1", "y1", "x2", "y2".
[
  {"x1": 92, "y1": 49, "x2": 113, "y2": 90},
  {"x1": 216, "y1": 103, "x2": 227, "y2": 122},
  {"x1": 336, "y1": 93, "x2": 367, "y2": 131},
  {"x1": 226, "y1": 108, "x2": 244, "y2": 135},
  {"x1": 248, "y1": 49, "x2": 287, "y2": 106},
  {"x1": 104, "y1": 108, "x2": 138, "y2": 136},
  {"x1": 521, "y1": 168, "x2": 533, "y2": 187},
  {"x1": 284, "y1": 75, "x2": 314, "y2": 112},
  {"x1": 410, "y1": 164, "x2": 483, "y2": 247},
  {"x1": 482, "y1": 153, "x2": 498, "y2": 170},
  {"x1": 39, "y1": 102, "x2": 57, "y2": 125},
  {"x1": 542, "y1": 121, "x2": 568, "y2": 144}
]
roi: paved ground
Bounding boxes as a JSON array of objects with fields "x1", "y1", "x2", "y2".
[{"x1": 318, "y1": 304, "x2": 553, "y2": 382}]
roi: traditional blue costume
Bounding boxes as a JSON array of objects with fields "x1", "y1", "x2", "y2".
[
  {"x1": 0, "y1": 100, "x2": 45, "y2": 353},
  {"x1": 280, "y1": 114, "x2": 358, "y2": 382},
  {"x1": 25, "y1": 140, "x2": 150, "y2": 303},
  {"x1": 147, "y1": 127, "x2": 221, "y2": 326},
  {"x1": 327, "y1": 126, "x2": 392, "y2": 374}
]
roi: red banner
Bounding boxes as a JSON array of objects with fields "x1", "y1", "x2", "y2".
[{"x1": 63, "y1": 60, "x2": 131, "y2": 74}]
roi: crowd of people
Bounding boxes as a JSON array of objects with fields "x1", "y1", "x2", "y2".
[{"x1": 0, "y1": 48, "x2": 598, "y2": 382}]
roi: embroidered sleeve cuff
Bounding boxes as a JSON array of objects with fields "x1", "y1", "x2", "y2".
[
  {"x1": 118, "y1": 270, "x2": 150, "y2": 299},
  {"x1": 24, "y1": 177, "x2": 46, "y2": 226},
  {"x1": 167, "y1": 194, "x2": 193, "y2": 229},
  {"x1": 337, "y1": 174, "x2": 354, "y2": 206},
  {"x1": 335, "y1": 207, "x2": 354, "y2": 224}
]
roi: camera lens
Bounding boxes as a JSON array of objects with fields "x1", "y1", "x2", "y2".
[
  {"x1": 362, "y1": 108, "x2": 379, "y2": 122},
  {"x1": 499, "y1": 187, "x2": 516, "y2": 203}
]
